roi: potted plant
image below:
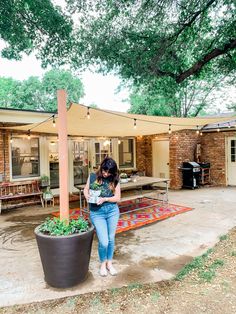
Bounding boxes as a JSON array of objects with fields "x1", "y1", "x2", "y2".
[
  {"x1": 89, "y1": 181, "x2": 103, "y2": 203},
  {"x1": 43, "y1": 187, "x2": 53, "y2": 201},
  {"x1": 35, "y1": 216, "x2": 94, "y2": 288},
  {"x1": 40, "y1": 174, "x2": 49, "y2": 187},
  {"x1": 120, "y1": 172, "x2": 128, "y2": 183}
]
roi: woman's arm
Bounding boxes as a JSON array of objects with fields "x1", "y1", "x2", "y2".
[
  {"x1": 97, "y1": 183, "x2": 121, "y2": 205},
  {"x1": 83, "y1": 175, "x2": 90, "y2": 203}
]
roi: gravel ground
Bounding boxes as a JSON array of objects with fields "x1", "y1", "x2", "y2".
[{"x1": 1, "y1": 227, "x2": 236, "y2": 314}]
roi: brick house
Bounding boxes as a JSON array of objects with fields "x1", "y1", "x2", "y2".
[
  {"x1": 0, "y1": 106, "x2": 235, "y2": 192},
  {"x1": 136, "y1": 127, "x2": 236, "y2": 189}
]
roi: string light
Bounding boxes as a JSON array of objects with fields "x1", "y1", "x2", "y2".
[
  {"x1": 87, "y1": 107, "x2": 90, "y2": 119},
  {"x1": 104, "y1": 140, "x2": 110, "y2": 146},
  {"x1": 27, "y1": 130, "x2": 31, "y2": 140},
  {"x1": 18, "y1": 104, "x2": 235, "y2": 138},
  {"x1": 52, "y1": 115, "x2": 56, "y2": 127}
]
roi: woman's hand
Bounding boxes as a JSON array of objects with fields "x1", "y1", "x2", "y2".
[{"x1": 96, "y1": 197, "x2": 107, "y2": 205}]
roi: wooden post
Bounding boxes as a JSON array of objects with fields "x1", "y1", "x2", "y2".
[{"x1": 57, "y1": 90, "x2": 69, "y2": 222}]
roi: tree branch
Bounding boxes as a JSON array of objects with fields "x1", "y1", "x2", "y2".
[
  {"x1": 176, "y1": 38, "x2": 236, "y2": 83},
  {"x1": 171, "y1": 0, "x2": 217, "y2": 42}
]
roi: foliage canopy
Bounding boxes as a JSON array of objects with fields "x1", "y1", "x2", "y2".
[
  {"x1": 70, "y1": 0, "x2": 236, "y2": 84},
  {"x1": 1, "y1": 0, "x2": 235, "y2": 83},
  {"x1": 1, "y1": 0, "x2": 235, "y2": 116},
  {"x1": 0, "y1": 69, "x2": 84, "y2": 111},
  {"x1": 0, "y1": 0, "x2": 73, "y2": 67}
]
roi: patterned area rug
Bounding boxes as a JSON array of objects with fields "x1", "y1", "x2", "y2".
[
  {"x1": 116, "y1": 197, "x2": 193, "y2": 233},
  {"x1": 52, "y1": 197, "x2": 193, "y2": 233}
]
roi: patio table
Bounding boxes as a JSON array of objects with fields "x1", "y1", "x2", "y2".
[{"x1": 76, "y1": 176, "x2": 170, "y2": 214}]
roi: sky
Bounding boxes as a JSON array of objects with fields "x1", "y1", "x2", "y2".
[{"x1": 0, "y1": 40, "x2": 131, "y2": 113}]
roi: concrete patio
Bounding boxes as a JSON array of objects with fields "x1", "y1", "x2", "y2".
[{"x1": 0, "y1": 186, "x2": 236, "y2": 307}]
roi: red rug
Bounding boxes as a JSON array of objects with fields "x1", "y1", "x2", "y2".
[{"x1": 52, "y1": 197, "x2": 193, "y2": 233}]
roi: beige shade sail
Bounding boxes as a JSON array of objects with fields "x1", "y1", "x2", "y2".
[{"x1": 5, "y1": 103, "x2": 236, "y2": 137}]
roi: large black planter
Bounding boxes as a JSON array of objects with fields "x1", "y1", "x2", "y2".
[{"x1": 35, "y1": 225, "x2": 94, "y2": 288}]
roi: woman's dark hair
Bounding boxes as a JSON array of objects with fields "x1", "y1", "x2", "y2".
[{"x1": 97, "y1": 157, "x2": 119, "y2": 188}]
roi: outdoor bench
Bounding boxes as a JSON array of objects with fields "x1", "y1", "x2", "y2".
[{"x1": 0, "y1": 180, "x2": 44, "y2": 214}]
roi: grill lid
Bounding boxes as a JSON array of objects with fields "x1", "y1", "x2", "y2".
[{"x1": 183, "y1": 161, "x2": 200, "y2": 168}]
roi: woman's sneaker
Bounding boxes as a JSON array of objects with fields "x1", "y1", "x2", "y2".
[
  {"x1": 99, "y1": 266, "x2": 108, "y2": 277},
  {"x1": 107, "y1": 265, "x2": 118, "y2": 276}
]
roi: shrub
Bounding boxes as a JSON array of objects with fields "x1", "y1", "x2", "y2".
[{"x1": 39, "y1": 217, "x2": 90, "y2": 236}]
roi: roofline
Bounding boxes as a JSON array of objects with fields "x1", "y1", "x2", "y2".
[
  {"x1": 202, "y1": 127, "x2": 236, "y2": 133},
  {"x1": 0, "y1": 107, "x2": 57, "y2": 114}
]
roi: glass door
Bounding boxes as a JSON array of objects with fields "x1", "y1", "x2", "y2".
[
  {"x1": 73, "y1": 140, "x2": 89, "y2": 185},
  {"x1": 48, "y1": 139, "x2": 59, "y2": 188},
  {"x1": 227, "y1": 138, "x2": 236, "y2": 185}
]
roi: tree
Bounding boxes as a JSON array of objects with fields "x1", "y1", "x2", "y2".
[
  {"x1": 128, "y1": 73, "x2": 236, "y2": 117},
  {"x1": 40, "y1": 69, "x2": 84, "y2": 111},
  {"x1": 70, "y1": 0, "x2": 236, "y2": 84},
  {"x1": 1, "y1": 1, "x2": 235, "y2": 116},
  {"x1": 1, "y1": 1, "x2": 235, "y2": 84},
  {"x1": 0, "y1": 77, "x2": 21, "y2": 108},
  {"x1": 0, "y1": 0, "x2": 73, "y2": 67},
  {"x1": 0, "y1": 69, "x2": 84, "y2": 111}
]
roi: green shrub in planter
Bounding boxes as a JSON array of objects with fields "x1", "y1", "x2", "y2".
[
  {"x1": 39, "y1": 217, "x2": 89, "y2": 236},
  {"x1": 35, "y1": 216, "x2": 94, "y2": 288},
  {"x1": 40, "y1": 174, "x2": 49, "y2": 187}
]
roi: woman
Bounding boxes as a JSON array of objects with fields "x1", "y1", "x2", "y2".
[{"x1": 84, "y1": 157, "x2": 121, "y2": 277}]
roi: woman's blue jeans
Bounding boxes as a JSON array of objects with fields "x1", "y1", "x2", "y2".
[{"x1": 90, "y1": 203, "x2": 120, "y2": 263}]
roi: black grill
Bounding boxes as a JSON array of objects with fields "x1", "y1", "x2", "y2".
[{"x1": 182, "y1": 162, "x2": 200, "y2": 189}]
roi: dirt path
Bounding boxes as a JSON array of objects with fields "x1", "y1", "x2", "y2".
[{"x1": 1, "y1": 227, "x2": 236, "y2": 314}]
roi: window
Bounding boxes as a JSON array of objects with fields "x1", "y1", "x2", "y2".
[
  {"x1": 11, "y1": 137, "x2": 40, "y2": 178},
  {"x1": 93, "y1": 140, "x2": 113, "y2": 169},
  {"x1": 73, "y1": 141, "x2": 89, "y2": 185},
  {"x1": 119, "y1": 138, "x2": 135, "y2": 168}
]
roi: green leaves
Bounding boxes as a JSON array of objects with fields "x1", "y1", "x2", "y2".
[
  {"x1": 0, "y1": 0, "x2": 73, "y2": 66},
  {"x1": 39, "y1": 217, "x2": 90, "y2": 236},
  {"x1": 90, "y1": 181, "x2": 103, "y2": 191},
  {"x1": 1, "y1": 0, "x2": 235, "y2": 114},
  {"x1": 0, "y1": 69, "x2": 84, "y2": 111},
  {"x1": 72, "y1": 0, "x2": 236, "y2": 84}
]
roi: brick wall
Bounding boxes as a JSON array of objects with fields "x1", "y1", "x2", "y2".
[
  {"x1": 200, "y1": 130, "x2": 236, "y2": 186},
  {"x1": 170, "y1": 130, "x2": 199, "y2": 189},
  {"x1": 0, "y1": 130, "x2": 10, "y2": 182},
  {"x1": 136, "y1": 129, "x2": 236, "y2": 189},
  {"x1": 136, "y1": 130, "x2": 200, "y2": 190},
  {"x1": 136, "y1": 136, "x2": 147, "y2": 174}
]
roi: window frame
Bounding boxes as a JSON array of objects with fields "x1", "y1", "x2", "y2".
[
  {"x1": 10, "y1": 134, "x2": 41, "y2": 181},
  {"x1": 118, "y1": 137, "x2": 136, "y2": 170}
]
